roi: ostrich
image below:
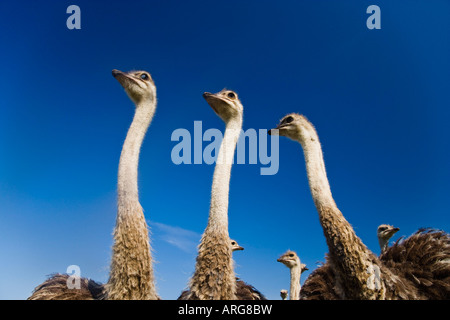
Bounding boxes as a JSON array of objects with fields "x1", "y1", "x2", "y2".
[
  {"x1": 178, "y1": 238, "x2": 266, "y2": 300},
  {"x1": 269, "y1": 113, "x2": 388, "y2": 299},
  {"x1": 269, "y1": 113, "x2": 450, "y2": 299},
  {"x1": 280, "y1": 289, "x2": 288, "y2": 300},
  {"x1": 180, "y1": 89, "x2": 242, "y2": 300},
  {"x1": 28, "y1": 69, "x2": 159, "y2": 300},
  {"x1": 230, "y1": 239, "x2": 244, "y2": 252},
  {"x1": 377, "y1": 224, "x2": 400, "y2": 253},
  {"x1": 277, "y1": 250, "x2": 308, "y2": 300},
  {"x1": 230, "y1": 240, "x2": 267, "y2": 300}
]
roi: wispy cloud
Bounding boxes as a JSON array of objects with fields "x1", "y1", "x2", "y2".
[{"x1": 150, "y1": 222, "x2": 201, "y2": 254}]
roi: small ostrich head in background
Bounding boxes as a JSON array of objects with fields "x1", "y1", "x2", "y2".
[
  {"x1": 277, "y1": 250, "x2": 308, "y2": 273},
  {"x1": 230, "y1": 239, "x2": 244, "y2": 252},
  {"x1": 277, "y1": 250, "x2": 308, "y2": 300},
  {"x1": 377, "y1": 224, "x2": 400, "y2": 252}
]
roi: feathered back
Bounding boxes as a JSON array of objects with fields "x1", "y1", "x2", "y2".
[
  {"x1": 178, "y1": 278, "x2": 266, "y2": 300},
  {"x1": 235, "y1": 278, "x2": 267, "y2": 300},
  {"x1": 300, "y1": 259, "x2": 340, "y2": 300},
  {"x1": 380, "y1": 228, "x2": 450, "y2": 299},
  {"x1": 27, "y1": 273, "x2": 105, "y2": 300}
]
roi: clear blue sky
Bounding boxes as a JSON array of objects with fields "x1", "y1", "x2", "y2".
[{"x1": 0, "y1": 0, "x2": 449, "y2": 300}]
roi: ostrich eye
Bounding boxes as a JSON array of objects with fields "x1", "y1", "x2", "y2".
[
  {"x1": 231, "y1": 241, "x2": 236, "y2": 245},
  {"x1": 289, "y1": 253, "x2": 294, "y2": 257},
  {"x1": 140, "y1": 73, "x2": 149, "y2": 80},
  {"x1": 284, "y1": 116, "x2": 294, "y2": 124},
  {"x1": 227, "y1": 92, "x2": 236, "y2": 99}
]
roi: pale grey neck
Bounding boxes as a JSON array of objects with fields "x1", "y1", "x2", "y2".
[
  {"x1": 289, "y1": 265, "x2": 301, "y2": 300},
  {"x1": 299, "y1": 136, "x2": 336, "y2": 209},
  {"x1": 207, "y1": 118, "x2": 242, "y2": 232},
  {"x1": 117, "y1": 101, "x2": 156, "y2": 210},
  {"x1": 379, "y1": 237, "x2": 389, "y2": 253}
]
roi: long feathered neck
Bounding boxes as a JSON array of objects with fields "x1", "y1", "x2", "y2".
[
  {"x1": 208, "y1": 118, "x2": 242, "y2": 232},
  {"x1": 107, "y1": 99, "x2": 159, "y2": 300},
  {"x1": 189, "y1": 117, "x2": 242, "y2": 300},
  {"x1": 289, "y1": 265, "x2": 301, "y2": 300},
  {"x1": 298, "y1": 130, "x2": 385, "y2": 299},
  {"x1": 117, "y1": 102, "x2": 155, "y2": 203}
]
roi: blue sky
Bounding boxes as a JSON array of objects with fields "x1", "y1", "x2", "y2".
[{"x1": 0, "y1": 0, "x2": 449, "y2": 300}]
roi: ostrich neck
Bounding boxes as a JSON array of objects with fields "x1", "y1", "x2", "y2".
[
  {"x1": 289, "y1": 266, "x2": 301, "y2": 300},
  {"x1": 379, "y1": 237, "x2": 389, "y2": 253},
  {"x1": 117, "y1": 103, "x2": 155, "y2": 205},
  {"x1": 301, "y1": 136, "x2": 360, "y2": 247},
  {"x1": 300, "y1": 137, "x2": 335, "y2": 209},
  {"x1": 207, "y1": 118, "x2": 242, "y2": 232},
  {"x1": 188, "y1": 116, "x2": 242, "y2": 300},
  {"x1": 300, "y1": 135, "x2": 384, "y2": 299},
  {"x1": 108, "y1": 99, "x2": 158, "y2": 300}
]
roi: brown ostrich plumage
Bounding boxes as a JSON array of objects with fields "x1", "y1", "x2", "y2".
[
  {"x1": 380, "y1": 228, "x2": 450, "y2": 299},
  {"x1": 178, "y1": 278, "x2": 266, "y2": 300},
  {"x1": 28, "y1": 274, "x2": 105, "y2": 300},
  {"x1": 300, "y1": 260, "x2": 339, "y2": 300}
]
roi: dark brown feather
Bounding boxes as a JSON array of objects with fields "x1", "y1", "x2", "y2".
[
  {"x1": 235, "y1": 278, "x2": 267, "y2": 300},
  {"x1": 301, "y1": 229, "x2": 450, "y2": 300},
  {"x1": 27, "y1": 273, "x2": 106, "y2": 300},
  {"x1": 178, "y1": 277, "x2": 266, "y2": 300},
  {"x1": 380, "y1": 228, "x2": 450, "y2": 299},
  {"x1": 300, "y1": 260, "x2": 340, "y2": 300}
]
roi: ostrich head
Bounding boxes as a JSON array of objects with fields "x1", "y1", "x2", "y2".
[
  {"x1": 268, "y1": 113, "x2": 317, "y2": 144},
  {"x1": 377, "y1": 224, "x2": 400, "y2": 245},
  {"x1": 280, "y1": 289, "x2": 288, "y2": 300},
  {"x1": 277, "y1": 250, "x2": 308, "y2": 273},
  {"x1": 203, "y1": 89, "x2": 243, "y2": 123},
  {"x1": 112, "y1": 69, "x2": 156, "y2": 105},
  {"x1": 230, "y1": 239, "x2": 244, "y2": 252}
]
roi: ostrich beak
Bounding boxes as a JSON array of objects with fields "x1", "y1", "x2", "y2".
[
  {"x1": 203, "y1": 92, "x2": 220, "y2": 114},
  {"x1": 112, "y1": 69, "x2": 123, "y2": 77},
  {"x1": 112, "y1": 69, "x2": 141, "y2": 88},
  {"x1": 268, "y1": 128, "x2": 279, "y2": 136},
  {"x1": 203, "y1": 92, "x2": 212, "y2": 98}
]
